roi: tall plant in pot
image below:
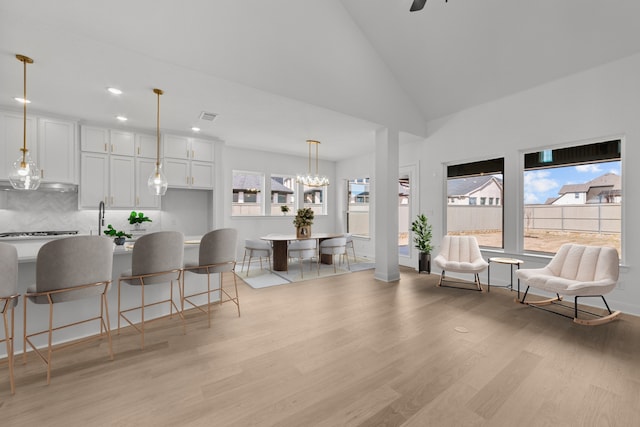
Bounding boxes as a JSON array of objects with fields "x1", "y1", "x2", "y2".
[{"x1": 411, "y1": 213, "x2": 433, "y2": 273}]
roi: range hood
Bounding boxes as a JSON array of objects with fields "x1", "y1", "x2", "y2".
[{"x1": 0, "y1": 180, "x2": 78, "y2": 193}]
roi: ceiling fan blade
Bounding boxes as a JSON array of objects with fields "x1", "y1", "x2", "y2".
[{"x1": 410, "y1": 0, "x2": 427, "y2": 12}]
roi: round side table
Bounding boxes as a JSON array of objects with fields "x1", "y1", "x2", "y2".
[{"x1": 487, "y1": 257, "x2": 524, "y2": 299}]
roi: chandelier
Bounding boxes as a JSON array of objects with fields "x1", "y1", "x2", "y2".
[
  {"x1": 296, "y1": 140, "x2": 329, "y2": 187},
  {"x1": 9, "y1": 54, "x2": 40, "y2": 190}
]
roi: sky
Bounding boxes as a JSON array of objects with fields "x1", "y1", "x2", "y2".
[{"x1": 523, "y1": 161, "x2": 621, "y2": 204}]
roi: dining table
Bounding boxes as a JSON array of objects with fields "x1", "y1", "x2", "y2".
[{"x1": 260, "y1": 233, "x2": 344, "y2": 271}]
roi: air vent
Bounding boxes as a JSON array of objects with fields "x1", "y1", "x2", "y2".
[{"x1": 199, "y1": 111, "x2": 217, "y2": 121}]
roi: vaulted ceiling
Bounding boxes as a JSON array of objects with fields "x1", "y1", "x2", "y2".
[{"x1": 2, "y1": 0, "x2": 640, "y2": 161}]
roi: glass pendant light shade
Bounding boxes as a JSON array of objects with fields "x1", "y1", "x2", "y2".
[
  {"x1": 10, "y1": 54, "x2": 40, "y2": 190},
  {"x1": 148, "y1": 88, "x2": 168, "y2": 196},
  {"x1": 148, "y1": 164, "x2": 168, "y2": 196},
  {"x1": 9, "y1": 149, "x2": 40, "y2": 190}
]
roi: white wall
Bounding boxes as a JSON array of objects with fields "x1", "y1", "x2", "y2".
[{"x1": 419, "y1": 52, "x2": 640, "y2": 315}]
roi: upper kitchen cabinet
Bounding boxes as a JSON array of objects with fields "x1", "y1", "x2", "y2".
[
  {"x1": 37, "y1": 117, "x2": 77, "y2": 183},
  {"x1": 81, "y1": 126, "x2": 134, "y2": 155},
  {"x1": 135, "y1": 133, "x2": 157, "y2": 158},
  {"x1": 0, "y1": 111, "x2": 36, "y2": 179},
  {"x1": 163, "y1": 134, "x2": 214, "y2": 162}
]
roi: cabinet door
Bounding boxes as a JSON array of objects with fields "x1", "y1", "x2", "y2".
[
  {"x1": 0, "y1": 112, "x2": 37, "y2": 179},
  {"x1": 190, "y1": 138, "x2": 214, "y2": 162},
  {"x1": 136, "y1": 133, "x2": 157, "y2": 158},
  {"x1": 136, "y1": 158, "x2": 161, "y2": 209},
  {"x1": 110, "y1": 155, "x2": 135, "y2": 208},
  {"x1": 81, "y1": 126, "x2": 109, "y2": 153},
  {"x1": 164, "y1": 158, "x2": 190, "y2": 188},
  {"x1": 110, "y1": 130, "x2": 135, "y2": 156},
  {"x1": 38, "y1": 118, "x2": 77, "y2": 183},
  {"x1": 163, "y1": 134, "x2": 190, "y2": 159},
  {"x1": 191, "y1": 161, "x2": 214, "y2": 189},
  {"x1": 80, "y1": 152, "x2": 109, "y2": 208}
]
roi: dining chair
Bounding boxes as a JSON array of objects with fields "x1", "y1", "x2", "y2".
[
  {"x1": 23, "y1": 236, "x2": 114, "y2": 385},
  {"x1": 287, "y1": 239, "x2": 317, "y2": 278},
  {"x1": 118, "y1": 231, "x2": 185, "y2": 350},
  {"x1": 241, "y1": 239, "x2": 272, "y2": 276},
  {"x1": 0, "y1": 243, "x2": 19, "y2": 394},
  {"x1": 183, "y1": 228, "x2": 240, "y2": 327},
  {"x1": 318, "y1": 237, "x2": 350, "y2": 274},
  {"x1": 344, "y1": 233, "x2": 357, "y2": 262}
]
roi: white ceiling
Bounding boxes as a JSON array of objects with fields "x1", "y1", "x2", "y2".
[{"x1": 2, "y1": 0, "x2": 640, "y2": 161}]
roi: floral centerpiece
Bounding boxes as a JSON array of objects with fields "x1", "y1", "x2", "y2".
[{"x1": 293, "y1": 207, "x2": 314, "y2": 238}]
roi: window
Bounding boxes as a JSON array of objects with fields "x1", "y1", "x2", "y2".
[
  {"x1": 446, "y1": 158, "x2": 504, "y2": 248},
  {"x1": 347, "y1": 178, "x2": 370, "y2": 237},
  {"x1": 270, "y1": 174, "x2": 296, "y2": 216},
  {"x1": 303, "y1": 185, "x2": 326, "y2": 215},
  {"x1": 523, "y1": 139, "x2": 621, "y2": 255},
  {"x1": 232, "y1": 170, "x2": 264, "y2": 216}
]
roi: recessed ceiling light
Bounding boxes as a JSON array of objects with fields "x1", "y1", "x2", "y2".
[
  {"x1": 116, "y1": 115, "x2": 128, "y2": 122},
  {"x1": 191, "y1": 127, "x2": 201, "y2": 132},
  {"x1": 14, "y1": 97, "x2": 31, "y2": 103},
  {"x1": 107, "y1": 87, "x2": 123, "y2": 95}
]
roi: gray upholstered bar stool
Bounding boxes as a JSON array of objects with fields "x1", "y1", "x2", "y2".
[
  {"x1": 23, "y1": 236, "x2": 114, "y2": 385},
  {"x1": 183, "y1": 228, "x2": 240, "y2": 327},
  {"x1": 0, "y1": 243, "x2": 19, "y2": 394},
  {"x1": 118, "y1": 231, "x2": 185, "y2": 350}
]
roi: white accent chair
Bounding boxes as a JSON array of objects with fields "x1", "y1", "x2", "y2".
[
  {"x1": 0, "y1": 243, "x2": 19, "y2": 394},
  {"x1": 241, "y1": 239, "x2": 272, "y2": 276},
  {"x1": 516, "y1": 244, "x2": 621, "y2": 325},
  {"x1": 118, "y1": 231, "x2": 185, "y2": 349},
  {"x1": 183, "y1": 228, "x2": 240, "y2": 327},
  {"x1": 433, "y1": 235, "x2": 488, "y2": 291},
  {"x1": 318, "y1": 237, "x2": 350, "y2": 274},
  {"x1": 287, "y1": 239, "x2": 317, "y2": 278},
  {"x1": 23, "y1": 236, "x2": 114, "y2": 384}
]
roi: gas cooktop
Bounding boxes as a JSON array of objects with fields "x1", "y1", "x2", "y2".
[{"x1": 0, "y1": 230, "x2": 79, "y2": 238}]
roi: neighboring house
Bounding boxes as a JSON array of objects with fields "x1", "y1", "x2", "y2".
[
  {"x1": 233, "y1": 174, "x2": 294, "y2": 204},
  {"x1": 447, "y1": 176, "x2": 503, "y2": 205},
  {"x1": 550, "y1": 172, "x2": 621, "y2": 205}
]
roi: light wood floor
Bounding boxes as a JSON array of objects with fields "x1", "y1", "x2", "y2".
[{"x1": 1, "y1": 267, "x2": 639, "y2": 426}]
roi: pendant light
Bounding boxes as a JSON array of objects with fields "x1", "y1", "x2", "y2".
[
  {"x1": 9, "y1": 54, "x2": 40, "y2": 190},
  {"x1": 148, "y1": 88, "x2": 168, "y2": 196},
  {"x1": 296, "y1": 140, "x2": 329, "y2": 187}
]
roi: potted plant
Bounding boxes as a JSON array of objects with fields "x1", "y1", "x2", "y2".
[
  {"x1": 293, "y1": 207, "x2": 314, "y2": 238},
  {"x1": 128, "y1": 211, "x2": 152, "y2": 231},
  {"x1": 103, "y1": 224, "x2": 132, "y2": 245},
  {"x1": 411, "y1": 213, "x2": 433, "y2": 274},
  {"x1": 280, "y1": 205, "x2": 290, "y2": 215}
]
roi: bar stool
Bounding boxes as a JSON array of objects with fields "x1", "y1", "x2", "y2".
[
  {"x1": 183, "y1": 228, "x2": 240, "y2": 327},
  {"x1": 0, "y1": 243, "x2": 19, "y2": 394},
  {"x1": 118, "y1": 231, "x2": 185, "y2": 350},
  {"x1": 23, "y1": 236, "x2": 114, "y2": 385}
]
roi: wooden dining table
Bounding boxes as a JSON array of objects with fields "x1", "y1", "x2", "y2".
[{"x1": 260, "y1": 233, "x2": 343, "y2": 271}]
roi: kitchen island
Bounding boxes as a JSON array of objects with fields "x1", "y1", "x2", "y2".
[{"x1": 2, "y1": 235, "x2": 212, "y2": 358}]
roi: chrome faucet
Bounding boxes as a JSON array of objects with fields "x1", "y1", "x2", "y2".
[{"x1": 98, "y1": 201, "x2": 105, "y2": 236}]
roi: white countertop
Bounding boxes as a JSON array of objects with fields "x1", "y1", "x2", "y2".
[{"x1": 10, "y1": 234, "x2": 202, "y2": 262}]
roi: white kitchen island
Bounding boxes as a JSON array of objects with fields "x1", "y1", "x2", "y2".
[{"x1": 2, "y1": 235, "x2": 214, "y2": 358}]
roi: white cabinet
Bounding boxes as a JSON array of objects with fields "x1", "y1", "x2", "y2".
[
  {"x1": 165, "y1": 159, "x2": 213, "y2": 190},
  {"x1": 0, "y1": 111, "x2": 36, "y2": 179},
  {"x1": 38, "y1": 118, "x2": 77, "y2": 183},
  {"x1": 80, "y1": 152, "x2": 109, "y2": 208},
  {"x1": 81, "y1": 126, "x2": 134, "y2": 155},
  {"x1": 135, "y1": 158, "x2": 161, "y2": 209},
  {"x1": 163, "y1": 134, "x2": 214, "y2": 189},
  {"x1": 109, "y1": 155, "x2": 135, "y2": 208},
  {"x1": 136, "y1": 133, "x2": 157, "y2": 158}
]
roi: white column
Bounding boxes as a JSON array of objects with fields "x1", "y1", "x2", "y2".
[{"x1": 374, "y1": 127, "x2": 400, "y2": 282}]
